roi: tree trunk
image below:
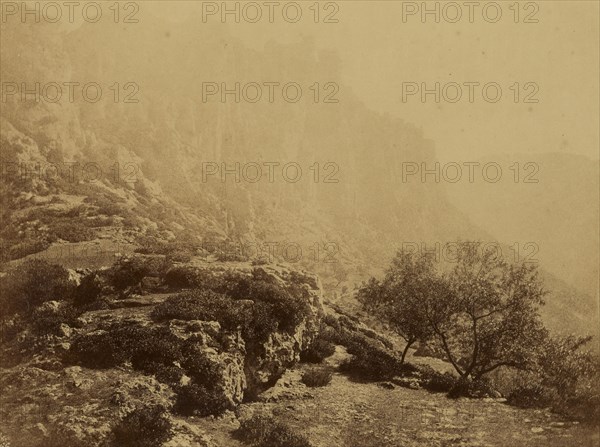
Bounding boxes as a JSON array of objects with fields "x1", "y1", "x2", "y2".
[{"x1": 400, "y1": 340, "x2": 414, "y2": 364}]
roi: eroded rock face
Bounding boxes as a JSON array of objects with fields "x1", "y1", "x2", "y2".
[
  {"x1": 243, "y1": 266, "x2": 323, "y2": 398},
  {"x1": 163, "y1": 264, "x2": 324, "y2": 403}
]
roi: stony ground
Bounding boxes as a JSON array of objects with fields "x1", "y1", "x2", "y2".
[{"x1": 193, "y1": 348, "x2": 600, "y2": 447}]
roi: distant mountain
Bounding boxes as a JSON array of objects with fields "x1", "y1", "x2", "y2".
[{"x1": 1, "y1": 14, "x2": 596, "y2": 339}]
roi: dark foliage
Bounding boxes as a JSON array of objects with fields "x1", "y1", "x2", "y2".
[
  {"x1": 152, "y1": 270, "x2": 312, "y2": 343},
  {"x1": 301, "y1": 367, "x2": 333, "y2": 387},
  {"x1": 31, "y1": 303, "x2": 81, "y2": 336},
  {"x1": 151, "y1": 290, "x2": 249, "y2": 329},
  {"x1": 66, "y1": 324, "x2": 182, "y2": 370},
  {"x1": 107, "y1": 256, "x2": 151, "y2": 291},
  {"x1": 0, "y1": 259, "x2": 75, "y2": 317},
  {"x1": 173, "y1": 383, "x2": 233, "y2": 417},
  {"x1": 111, "y1": 406, "x2": 173, "y2": 447},
  {"x1": 300, "y1": 337, "x2": 336, "y2": 363},
  {"x1": 420, "y1": 369, "x2": 458, "y2": 393},
  {"x1": 447, "y1": 377, "x2": 496, "y2": 398},
  {"x1": 339, "y1": 343, "x2": 407, "y2": 381},
  {"x1": 73, "y1": 272, "x2": 104, "y2": 307},
  {"x1": 66, "y1": 322, "x2": 232, "y2": 417},
  {"x1": 507, "y1": 384, "x2": 557, "y2": 409},
  {"x1": 237, "y1": 414, "x2": 312, "y2": 447}
]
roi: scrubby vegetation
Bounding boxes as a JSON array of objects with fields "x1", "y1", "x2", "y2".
[
  {"x1": 152, "y1": 269, "x2": 312, "y2": 343},
  {"x1": 66, "y1": 323, "x2": 232, "y2": 417},
  {"x1": 0, "y1": 259, "x2": 75, "y2": 317},
  {"x1": 301, "y1": 367, "x2": 333, "y2": 387},
  {"x1": 0, "y1": 259, "x2": 84, "y2": 343},
  {"x1": 134, "y1": 232, "x2": 202, "y2": 263},
  {"x1": 174, "y1": 383, "x2": 233, "y2": 417},
  {"x1": 318, "y1": 315, "x2": 414, "y2": 381},
  {"x1": 300, "y1": 336, "x2": 336, "y2": 363},
  {"x1": 110, "y1": 405, "x2": 173, "y2": 447},
  {"x1": 503, "y1": 335, "x2": 600, "y2": 422},
  {"x1": 237, "y1": 414, "x2": 312, "y2": 447}
]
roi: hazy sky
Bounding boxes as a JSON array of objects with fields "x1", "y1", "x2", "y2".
[{"x1": 144, "y1": 1, "x2": 599, "y2": 163}]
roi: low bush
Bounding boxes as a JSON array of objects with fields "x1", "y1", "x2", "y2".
[
  {"x1": 66, "y1": 324, "x2": 182, "y2": 370},
  {"x1": 31, "y1": 303, "x2": 81, "y2": 336},
  {"x1": 558, "y1": 392, "x2": 600, "y2": 423},
  {"x1": 219, "y1": 274, "x2": 311, "y2": 335},
  {"x1": 302, "y1": 367, "x2": 333, "y2": 387},
  {"x1": 73, "y1": 272, "x2": 104, "y2": 307},
  {"x1": 237, "y1": 414, "x2": 311, "y2": 447},
  {"x1": 0, "y1": 259, "x2": 75, "y2": 317},
  {"x1": 339, "y1": 345, "x2": 406, "y2": 381},
  {"x1": 2, "y1": 239, "x2": 50, "y2": 262},
  {"x1": 67, "y1": 322, "x2": 232, "y2": 417},
  {"x1": 448, "y1": 377, "x2": 495, "y2": 398},
  {"x1": 162, "y1": 265, "x2": 199, "y2": 288},
  {"x1": 107, "y1": 256, "x2": 151, "y2": 291},
  {"x1": 180, "y1": 343, "x2": 224, "y2": 387},
  {"x1": 152, "y1": 273, "x2": 311, "y2": 344},
  {"x1": 66, "y1": 330, "x2": 130, "y2": 369},
  {"x1": 111, "y1": 405, "x2": 173, "y2": 447},
  {"x1": 174, "y1": 383, "x2": 233, "y2": 417},
  {"x1": 50, "y1": 220, "x2": 95, "y2": 242},
  {"x1": 151, "y1": 290, "x2": 248, "y2": 330},
  {"x1": 300, "y1": 337, "x2": 336, "y2": 363},
  {"x1": 418, "y1": 367, "x2": 458, "y2": 393},
  {"x1": 507, "y1": 384, "x2": 557, "y2": 409}
]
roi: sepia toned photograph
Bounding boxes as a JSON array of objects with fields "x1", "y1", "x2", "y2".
[{"x1": 0, "y1": 1, "x2": 598, "y2": 446}]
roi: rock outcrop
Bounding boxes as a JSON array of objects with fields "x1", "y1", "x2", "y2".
[{"x1": 0, "y1": 262, "x2": 323, "y2": 447}]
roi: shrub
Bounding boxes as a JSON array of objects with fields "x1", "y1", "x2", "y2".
[
  {"x1": 162, "y1": 265, "x2": 199, "y2": 288},
  {"x1": 416, "y1": 366, "x2": 458, "y2": 393},
  {"x1": 174, "y1": 383, "x2": 233, "y2": 417},
  {"x1": 111, "y1": 406, "x2": 173, "y2": 447},
  {"x1": 215, "y1": 271, "x2": 312, "y2": 334},
  {"x1": 300, "y1": 337, "x2": 336, "y2": 363},
  {"x1": 67, "y1": 324, "x2": 182, "y2": 370},
  {"x1": 166, "y1": 249, "x2": 194, "y2": 263},
  {"x1": 558, "y1": 392, "x2": 600, "y2": 423},
  {"x1": 73, "y1": 272, "x2": 104, "y2": 307},
  {"x1": 51, "y1": 220, "x2": 95, "y2": 242},
  {"x1": 67, "y1": 331, "x2": 130, "y2": 369},
  {"x1": 3, "y1": 239, "x2": 50, "y2": 262},
  {"x1": 107, "y1": 256, "x2": 151, "y2": 291},
  {"x1": 448, "y1": 377, "x2": 495, "y2": 398},
  {"x1": 31, "y1": 303, "x2": 81, "y2": 336},
  {"x1": 301, "y1": 367, "x2": 333, "y2": 387},
  {"x1": 146, "y1": 362, "x2": 184, "y2": 386},
  {"x1": 129, "y1": 328, "x2": 183, "y2": 371},
  {"x1": 507, "y1": 384, "x2": 557, "y2": 409},
  {"x1": 151, "y1": 290, "x2": 248, "y2": 330},
  {"x1": 151, "y1": 287, "x2": 299, "y2": 345},
  {"x1": 0, "y1": 259, "x2": 75, "y2": 317},
  {"x1": 180, "y1": 343, "x2": 224, "y2": 387},
  {"x1": 237, "y1": 415, "x2": 311, "y2": 447},
  {"x1": 338, "y1": 334, "x2": 409, "y2": 381}
]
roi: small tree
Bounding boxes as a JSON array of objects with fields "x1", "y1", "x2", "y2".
[
  {"x1": 427, "y1": 243, "x2": 547, "y2": 379},
  {"x1": 359, "y1": 242, "x2": 548, "y2": 379},
  {"x1": 357, "y1": 251, "x2": 442, "y2": 363}
]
